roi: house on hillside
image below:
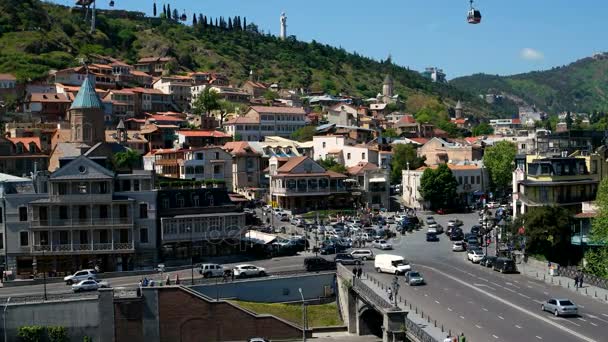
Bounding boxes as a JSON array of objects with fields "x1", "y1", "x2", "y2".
[
  {"x1": 134, "y1": 57, "x2": 176, "y2": 76},
  {"x1": 417, "y1": 137, "x2": 482, "y2": 165},
  {"x1": 224, "y1": 106, "x2": 307, "y2": 141}
]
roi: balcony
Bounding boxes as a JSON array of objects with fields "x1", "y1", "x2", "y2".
[
  {"x1": 31, "y1": 242, "x2": 134, "y2": 255},
  {"x1": 49, "y1": 194, "x2": 112, "y2": 203},
  {"x1": 31, "y1": 217, "x2": 133, "y2": 229}
]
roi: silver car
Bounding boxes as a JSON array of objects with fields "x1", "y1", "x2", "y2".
[
  {"x1": 405, "y1": 271, "x2": 425, "y2": 286},
  {"x1": 541, "y1": 298, "x2": 578, "y2": 317}
]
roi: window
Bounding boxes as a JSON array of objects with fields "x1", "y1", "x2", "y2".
[
  {"x1": 139, "y1": 203, "x2": 148, "y2": 218},
  {"x1": 99, "y1": 182, "x2": 108, "y2": 194},
  {"x1": 192, "y1": 195, "x2": 200, "y2": 207},
  {"x1": 19, "y1": 207, "x2": 27, "y2": 222},
  {"x1": 196, "y1": 153, "x2": 203, "y2": 160},
  {"x1": 470, "y1": 176, "x2": 475, "y2": 184},
  {"x1": 0, "y1": 207, "x2": 2, "y2": 223},
  {"x1": 78, "y1": 183, "x2": 87, "y2": 194},
  {"x1": 0, "y1": 233, "x2": 3, "y2": 249},
  {"x1": 19, "y1": 231, "x2": 28, "y2": 246},
  {"x1": 140, "y1": 228, "x2": 149, "y2": 243},
  {"x1": 79, "y1": 206, "x2": 87, "y2": 220},
  {"x1": 458, "y1": 176, "x2": 463, "y2": 184},
  {"x1": 347, "y1": 153, "x2": 351, "y2": 160},
  {"x1": 322, "y1": 142, "x2": 326, "y2": 148},
  {"x1": 476, "y1": 176, "x2": 481, "y2": 184},
  {"x1": 133, "y1": 179, "x2": 140, "y2": 191},
  {"x1": 58, "y1": 183, "x2": 68, "y2": 195},
  {"x1": 362, "y1": 153, "x2": 366, "y2": 160},
  {"x1": 119, "y1": 205, "x2": 128, "y2": 218},
  {"x1": 59, "y1": 206, "x2": 68, "y2": 219},
  {"x1": 99, "y1": 205, "x2": 108, "y2": 219},
  {"x1": 214, "y1": 165, "x2": 221, "y2": 174},
  {"x1": 215, "y1": 152, "x2": 220, "y2": 159},
  {"x1": 176, "y1": 195, "x2": 185, "y2": 208},
  {"x1": 162, "y1": 198, "x2": 170, "y2": 209}
]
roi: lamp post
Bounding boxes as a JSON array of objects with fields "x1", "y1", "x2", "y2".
[
  {"x1": 3, "y1": 297, "x2": 11, "y2": 342},
  {"x1": 298, "y1": 288, "x2": 307, "y2": 342},
  {"x1": 40, "y1": 238, "x2": 47, "y2": 301},
  {"x1": 186, "y1": 227, "x2": 193, "y2": 285}
]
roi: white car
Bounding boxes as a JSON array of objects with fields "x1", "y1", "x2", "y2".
[
  {"x1": 467, "y1": 249, "x2": 485, "y2": 263},
  {"x1": 233, "y1": 264, "x2": 267, "y2": 278},
  {"x1": 487, "y1": 202, "x2": 498, "y2": 209},
  {"x1": 386, "y1": 217, "x2": 396, "y2": 224},
  {"x1": 64, "y1": 269, "x2": 97, "y2": 285},
  {"x1": 351, "y1": 249, "x2": 375, "y2": 261},
  {"x1": 72, "y1": 279, "x2": 101, "y2": 292},
  {"x1": 198, "y1": 263, "x2": 225, "y2": 278},
  {"x1": 427, "y1": 225, "x2": 437, "y2": 234},
  {"x1": 452, "y1": 241, "x2": 465, "y2": 252},
  {"x1": 372, "y1": 240, "x2": 393, "y2": 250}
]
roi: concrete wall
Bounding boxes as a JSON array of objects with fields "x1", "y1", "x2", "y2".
[
  {"x1": 192, "y1": 272, "x2": 336, "y2": 302},
  {"x1": 0, "y1": 298, "x2": 100, "y2": 342}
]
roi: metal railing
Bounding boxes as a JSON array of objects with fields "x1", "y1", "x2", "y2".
[
  {"x1": 0, "y1": 292, "x2": 98, "y2": 305},
  {"x1": 32, "y1": 242, "x2": 134, "y2": 253},
  {"x1": 560, "y1": 266, "x2": 608, "y2": 290}
]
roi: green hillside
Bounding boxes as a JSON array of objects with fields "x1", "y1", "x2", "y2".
[
  {"x1": 0, "y1": 0, "x2": 514, "y2": 121},
  {"x1": 451, "y1": 55, "x2": 608, "y2": 114}
]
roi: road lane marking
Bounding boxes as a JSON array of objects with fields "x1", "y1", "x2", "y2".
[
  {"x1": 586, "y1": 314, "x2": 608, "y2": 324},
  {"x1": 482, "y1": 307, "x2": 489, "y2": 311},
  {"x1": 460, "y1": 316, "x2": 465, "y2": 319},
  {"x1": 474, "y1": 283, "x2": 496, "y2": 290},
  {"x1": 543, "y1": 291, "x2": 549, "y2": 295},
  {"x1": 435, "y1": 300, "x2": 440, "y2": 304},
  {"x1": 577, "y1": 318, "x2": 587, "y2": 322},
  {"x1": 475, "y1": 324, "x2": 482, "y2": 329},
  {"x1": 424, "y1": 294, "x2": 428, "y2": 297},
  {"x1": 578, "y1": 305, "x2": 585, "y2": 309},
  {"x1": 536, "y1": 336, "x2": 543, "y2": 340},
  {"x1": 515, "y1": 325, "x2": 522, "y2": 329},
  {"x1": 503, "y1": 287, "x2": 517, "y2": 293},
  {"x1": 498, "y1": 315, "x2": 504, "y2": 320},
  {"x1": 447, "y1": 307, "x2": 453, "y2": 311},
  {"x1": 492, "y1": 334, "x2": 499, "y2": 339},
  {"x1": 479, "y1": 277, "x2": 488, "y2": 282},
  {"x1": 417, "y1": 264, "x2": 598, "y2": 342},
  {"x1": 527, "y1": 285, "x2": 533, "y2": 288},
  {"x1": 518, "y1": 293, "x2": 531, "y2": 299},
  {"x1": 602, "y1": 314, "x2": 608, "y2": 318},
  {"x1": 590, "y1": 322, "x2": 598, "y2": 327},
  {"x1": 506, "y1": 282, "x2": 521, "y2": 289}
]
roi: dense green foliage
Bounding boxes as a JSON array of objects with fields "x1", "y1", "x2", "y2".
[
  {"x1": 291, "y1": 126, "x2": 317, "y2": 142},
  {"x1": 192, "y1": 87, "x2": 221, "y2": 116},
  {"x1": 113, "y1": 149, "x2": 141, "y2": 170},
  {"x1": 483, "y1": 141, "x2": 517, "y2": 194},
  {"x1": 471, "y1": 122, "x2": 494, "y2": 136},
  {"x1": 0, "y1": 0, "x2": 509, "y2": 119},
  {"x1": 510, "y1": 206, "x2": 572, "y2": 264},
  {"x1": 452, "y1": 55, "x2": 608, "y2": 113},
  {"x1": 419, "y1": 164, "x2": 458, "y2": 210},
  {"x1": 585, "y1": 178, "x2": 608, "y2": 277},
  {"x1": 390, "y1": 144, "x2": 426, "y2": 184},
  {"x1": 317, "y1": 158, "x2": 347, "y2": 174},
  {"x1": 17, "y1": 326, "x2": 45, "y2": 342}
]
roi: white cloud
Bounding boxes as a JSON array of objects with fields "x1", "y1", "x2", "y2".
[{"x1": 520, "y1": 48, "x2": 544, "y2": 61}]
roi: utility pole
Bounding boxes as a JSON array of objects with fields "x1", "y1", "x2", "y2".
[{"x1": 298, "y1": 288, "x2": 306, "y2": 342}]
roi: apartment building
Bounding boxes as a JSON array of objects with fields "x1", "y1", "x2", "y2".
[{"x1": 224, "y1": 106, "x2": 307, "y2": 141}]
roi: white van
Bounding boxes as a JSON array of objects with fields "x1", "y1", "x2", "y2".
[{"x1": 374, "y1": 254, "x2": 411, "y2": 275}]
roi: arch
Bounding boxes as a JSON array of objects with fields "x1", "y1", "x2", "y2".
[
  {"x1": 358, "y1": 306, "x2": 383, "y2": 337},
  {"x1": 180, "y1": 318, "x2": 210, "y2": 342}
]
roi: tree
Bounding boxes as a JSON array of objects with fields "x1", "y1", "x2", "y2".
[
  {"x1": 419, "y1": 164, "x2": 458, "y2": 210},
  {"x1": 153, "y1": 2, "x2": 157, "y2": 17},
  {"x1": 483, "y1": 141, "x2": 516, "y2": 195},
  {"x1": 263, "y1": 90, "x2": 278, "y2": 103},
  {"x1": 511, "y1": 206, "x2": 572, "y2": 263},
  {"x1": 162, "y1": 4, "x2": 166, "y2": 17},
  {"x1": 243, "y1": 17, "x2": 247, "y2": 31},
  {"x1": 192, "y1": 14, "x2": 197, "y2": 26},
  {"x1": 218, "y1": 99, "x2": 238, "y2": 128},
  {"x1": 585, "y1": 178, "x2": 608, "y2": 277},
  {"x1": 383, "y1": 128, "x2": 400, "y2": 139},
  {"x1": 390, "y1": 144, "x2": 425, "y2": 184},
  {"x1": 471, "y1": 122, "x2": 494, "y2": 136},
  {"x1": 172, "y1": 9, "x2": 179, "y2": 21},
  {"x1": 565, "y1": 111, "x2": 573, "y2": 129},
  {"x1": 317, "y1": 158, "x2": 347, "y2": 174},
  {"x1": 113, "y1": 149, "x2": 140, "y2": 171},
  {"x1": 166, "y1": 4, "x2": 171, "y2": 18},
  {"x1": 291, "y1": 126, "x2": 317, "y2": 142},
  {"x1": 192, "y1": 87, "x2": 221, "y2": 116}
]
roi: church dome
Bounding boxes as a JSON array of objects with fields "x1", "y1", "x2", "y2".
[{"x1": 70, "y1": 76, "x2": 103, "y2": 110}]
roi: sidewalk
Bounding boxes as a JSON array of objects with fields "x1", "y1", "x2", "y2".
[
  {"x1": 358, "y1": 271, "x2": 453, "y2": 342},
  {"x1": 519, "y1": 260, "x2": 608, "y2": 304}
]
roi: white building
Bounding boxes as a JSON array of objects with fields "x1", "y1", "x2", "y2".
[
  {"x1": 153, "y1": 76, "x2": 192, "y2": 111},
  {"x1": 224, "y1": 106, "x2": 307, "y2": 141},
  {"x1": 312, "y1": 135, "x2": 381, "y2": 168}
]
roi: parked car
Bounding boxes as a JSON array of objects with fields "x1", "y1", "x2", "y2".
[
  {"x1": 493, "y1": 258, "x2": 517, "y2": 273},
  {"x1": 426, "y1": 232, "x2": 439, "y2": 242},
  {"x1": 233, "y1": 264, "x2": 267, "y2": 278},
  {"x1": 427, "y1": 224, "x2": 437, "y2": 234},
  {"x1": 374, "y1": 254, "x2": 411, "y2": 275},
  {"x1": 541, "y1": 298, "x2": 578, "y2": 317},
  {"x1": 64, "y1": 269, "x2": 97, "y2": 285},
  {"x1": 372, "y1": 239, "x2": 393, "y2": 250},
  {"x1": 450, "y1": 229, "x2": 464, "y2": 241},
  {"x1": 426, "y1": 216, "x2": 435, "y2": 225},
  {"x1": 480, "y1": 256, "x2": 497, "y2": 267},
  {"x1": 95, "y1": 279, "x2": 110, "y2": 288},
  {"x1": 452, "y1": 241, "x2": 465, "y2": 252},
  {"x1": 248, "y1": 338, "x2": 270, "y2": 342},
  {"x1": 351, "y1": 249, "x2": 375, "y2": 261},
  {"x1": 467, "y1": 249, "x2": 485, "y2": 263},
  {"x1": 334, "y1": 253, "x2": 361, "y2": 265},
  {"x1": 198, "y1": 263, "x2": 225, "y2": 278},
  {"x1": 304, "y1": 257, "x2": 336, "y2": 272},
  {"x1": 470, "y1": 225, "x2": 481, "y2": 237},
  {"x1": 72, "y1": 279, "x2": 102, "y2": 292},
  {"x1": 320, "y1": 243, "x2": 346, "y2": 255},
  {"x1": 405, "y1": 271, "x2": 425, "y2": 286}
]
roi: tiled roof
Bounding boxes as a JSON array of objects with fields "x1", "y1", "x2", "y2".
[
  {"x1": 29, "y1": 93, "x2": 71, "y2": 103},
  {"x1": 69, "y1": 77, "x2": 103, "y2": 110},
  {"x1": 347, "y1": 162, "x2": 378, "y2": 175},
  {"x1": 396, "y1": 115, "x2": 416, "y2": 126},
  {"x1": 223, "y1": 141, "x2": 260, "y2": 156},
  {"x1": 225, "y1": 117, "x2": 259, "y2": 125},
  {"x1": 177, "y1": 130, "x2": 231, "y2": 138},
  {"x1": 0, "y1": 73, "x2": 16, "y2": 80},
  {"x1": 146, "y1": 114, "x2": 185, "y2": 122},
  {"x1": 250, "y1": 106, "x2": 306, "y2": 115},
  {"x1": 416, "y1": 163, "x2": 480, "y2": 171},
  {"x1": 7, "y1": 137, "x2": 41, "y2": 152},
  {"x1": 277, "y1": 156, "x2": 308, "y2": 173}
]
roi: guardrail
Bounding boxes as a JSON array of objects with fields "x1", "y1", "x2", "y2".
[
  {"x1": 0, "y1": 292, "x2": 98, "y2": 305},
  {"x1": 559, "y1": 266, "x2": 608, "y2": 290}
]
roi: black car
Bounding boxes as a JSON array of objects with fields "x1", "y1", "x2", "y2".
[
  {"x1": 334, "y1": 253, "x2": 361, "y2": 265},
  {"x1": 319, "y1": 243, "x2": 346, "y2": 255},
  {"x1": 493, "y1": 258, "x2": 516, "y2": 273},
  {"x1": 480, "y1": 256, "x2": 497, "y2": 267},
  {"x1": 304, "y1": 257, "x2": 337, "y2": 271},
  {"x1": 470, "y1": 226, "x2": 481, "y2": 236},
  {"x1": 450, "y1": 229, "x2": 464, "y2": 241},
  {"x1": 426, "y1": 232, "x2": 439, "y2": 242}
]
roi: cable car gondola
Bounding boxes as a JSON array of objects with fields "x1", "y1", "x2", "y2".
[
  {"x1": 467, "y1": 0, "x2": 482, "y2": 24},
  {"x1": 180, "y1": 10, "x2": 187, "y2": 22},
  {"x1": 109, "y1": 0, "x2": 115, "y2": 7}
]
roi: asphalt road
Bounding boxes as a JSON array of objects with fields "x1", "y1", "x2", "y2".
[{"x1": 358, "y1": 212, "x2": 607, "y2": 342}]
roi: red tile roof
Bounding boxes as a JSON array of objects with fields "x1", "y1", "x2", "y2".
[
  {"x1": 29, "y1": 93, "x2": 71, "y2": 103},
  {"x1": 396, "y1": 115, "x2": 416, "y2": 126},
  {"x1": 408, "y1": 138, "x2": 429, "y2": 145},
  {"x1": 225, "y1": 117, "x2": 259, "y2": 125},
  {"x1": 224, "y1": 141, "x2": 260, "y2": 156},
  {"x1": 0, "y1": 73, "x2": 16, "y2": 80},
  {"x1": 347, "y1": 162, "x2": 378, "y2": 175},
  {"x1": 7, "y1": 137, "x2": 41, "y2": 152},
  {"x1": 277, "y1": 156, "x2": 308, "y2": 173},
  {"x1": 249, "y1": 106, "x2": 306, "y2": 115},
  {"x1": 177, "y1": 130, "x2": 231, "y2": 138}
]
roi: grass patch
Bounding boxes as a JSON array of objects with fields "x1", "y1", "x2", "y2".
[{"x1": 229, "y1": 300, "x2": 342, "y2": 328}]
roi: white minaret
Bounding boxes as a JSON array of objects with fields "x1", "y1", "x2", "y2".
[{"x1": 280, "y1": 12, "x2": 287, "y2": 40}]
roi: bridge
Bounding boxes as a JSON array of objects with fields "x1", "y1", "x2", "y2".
[{"x1": 336, "y1": 264, "x2": 444, "y2": 342}]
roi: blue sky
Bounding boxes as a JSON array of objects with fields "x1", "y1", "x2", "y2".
[{"x1": 55, "y1": 0, "x2": 608, "y2": 78}]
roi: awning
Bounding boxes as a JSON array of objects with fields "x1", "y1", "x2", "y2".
[{"x1": 369, "y1": 177, "x2": 387, "y2": 183}]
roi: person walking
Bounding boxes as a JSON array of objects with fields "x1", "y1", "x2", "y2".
[
  {"x1": 458, "y1": 333, "x2": 466, "y2": 342},
  {"x1": 444, "y1": 335, "x2": 453, "y2": 342},
  {"x1": 387, "y1": 287, "x2": 393, "y2": 302},
  {"x1": 574, "y1": 274, "x2": 580, "y2": 289},
  {"x1": 357, "y1": 267, "x2": 363, "y2": 279},
  {"x1": 579, "y1": 273, "x2": 584, "y2": 288}
]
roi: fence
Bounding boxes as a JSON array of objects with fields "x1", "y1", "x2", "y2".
[
  {"x1": 0, "y1": 292, "x2": 98, "y2": 305},
  {"x1": 560, "y1": 266, "x2": 608, "y2": 290}
]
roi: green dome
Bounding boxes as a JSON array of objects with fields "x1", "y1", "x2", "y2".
[{"x1": 69, "y1": 76, "x2": 103, "y2": 110}]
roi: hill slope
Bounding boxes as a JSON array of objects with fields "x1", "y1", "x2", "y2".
[
  {"x1": 451, "y1": 54, "x2": 608, "y2": 114},
  {"x1": 0, "y1": 0, "x2": 514, "y2": 120}
]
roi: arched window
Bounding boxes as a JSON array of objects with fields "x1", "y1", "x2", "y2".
[
  {"x1": 206, "y1": 193, "x2": 214, "y2": 206},
  {"x1": 83, "y1": 124, "x2": 92, "y2": 141},
  {"x1": 176, "y1": 194, "x2": 185, "y2": 208},
  {"x1": 15, "y1": 143, "x2": 24, "y2": 154},
  {"x1": 74, "y1": 125, "x2": 81, "y2": 141},
  {"x1": 29, "y1": 142, "x2": 37, "y2": 153}
]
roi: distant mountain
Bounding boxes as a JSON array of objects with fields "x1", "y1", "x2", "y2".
[
  {"x1": 451, "y1": 54, "x2": 608, "y2": 114},
  {"x1": 0, "y1": 0, "x2": 515, "y2": 121}
]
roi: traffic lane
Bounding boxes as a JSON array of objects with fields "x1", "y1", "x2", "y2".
[
  {"x1": 427, "y1": 257, "x2": 608, "y2": 332},
  {"x1": 0, "y1": 253, "x2": 310, "y2": 297},
  {"x1": 359, "y1": 262, "x2": 574, "y2": 342}
]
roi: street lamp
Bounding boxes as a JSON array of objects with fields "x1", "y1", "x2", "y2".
[
  {"x1": 41, "y1": 238, "x2": 47, "y2": 301},
  {"x1": 186, "y1": 227, "x2": 193, "y2": 285},
  {"x1": 298, "y1": 288, "x2": 307, "y2": 342}
]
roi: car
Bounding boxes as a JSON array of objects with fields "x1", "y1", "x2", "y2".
[
  {"x1": 452, "y1": 241, "x2": 465, "y2": 252},
  {"x1": 426, "y1": 232, "x2": 439, "y2": 242},
  {"x1": 480, "y1": 255, "x2": 497, "y2": 267},
  {"x1": 470, "y1": 226, "x2": 481, "y2": 236},
  {"x1": 487, "y1": 202, "x2": 498, "y2": 209},
  {"x1": 405, "y1": 271, "x2": 425, "y2": 286},
  {"x1": 426, "y1": 216, "x2": 436, "y2": 225},
  {"x1": 198, "y1": 263, "x2": 225, "y2": 278},
  {"x1": 541, "y1": 298, "x2": 578, "y2": 317},
  {"x1": 434, "y1": 224, "x2": 444, "y2": 234},
  {"x1": 64, "y1": 269, "x2": 97, "y2": 285},
  {"x1": 233, "y1": 264, "x2": 266, "y2": 278},
  {"x1": 450, "y1": 229, "x2": 464, "y2": 241},
  {"x1": 467, "y1": 249, "x2": 485, "y2": 263},
  {"x1": 334, "y1": 253, "x2": 361, "y2": 265},
  {"x1": 374, "y1": 254, "x2": 411, "y2": 275},
  {"x1": 72, "y1": 279, "x2": 101, "y2": 292},
  {"x1": 493, "y1": 258, "x2": 517, "y2": 273},
  {"x1": 279, "y1": 213, "x2": 290, "y2": 221},
  {"x1": 372, "y1": 239, "x2": 393, "y2": 250},
  {"x1": 304, "y1": 257, "x2": 336, "y2": 271},
  {"x1": 386, "y1": 217, "x2": 396, "y2": 224},
  {"x1": 351, "y1": 249, "x2": 375, "y2": 261},
  {"x1": 427, "y1": 225, "x2": 437, "y2": 234},
  {"x1": 248, "y1": 338, "x2": 270, "y2": 342},
  {"x1": 95, "y1": 279, "x2": 110, "y2": 288},
  {"x1": 319, "y1": 243, "x2": 346, "y2": 255}
]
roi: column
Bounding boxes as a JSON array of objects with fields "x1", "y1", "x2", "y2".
[
  {"x1": 70, "y1": 230, "x2": 74, "y2": 251},
  {"x1": 91, "y1": 229, "x2": 94, "y2": 251},
  {"x1": 111, "y1": 229, "x2": 114, "y2": 250}
]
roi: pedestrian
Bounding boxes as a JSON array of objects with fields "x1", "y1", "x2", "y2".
[
  {"x1": 458, "y1": 333, "x2": 466, "y2": 342},
  {"x1": 222, "y1": 271, "x2": 228, "y2": 283},
  {"x1": 574, "y1": 274, "x2": 579, "y2": 288},
  {"x1": 579, "y1": 273, "x2": 584, "y2": 288},
  {"x1": 444, "y1": 335, "x2": 453, "y2": 342},
  {"x1": 387, "y1": 287, "x2": 393, "y2": 301},
  {"x1": 231, "y1": 269, "x2": 235, "y2": 282},
  {"x1": 357, "y1": 267, "x2": 363, "y2": 279}
]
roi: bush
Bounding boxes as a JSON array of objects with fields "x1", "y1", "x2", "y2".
[
  {"x1": 48, "y1": 326, "x2": 69, "y2": 342},
  {"x1": 17, "y1": 326, "x2": 44, "y2": 342}
]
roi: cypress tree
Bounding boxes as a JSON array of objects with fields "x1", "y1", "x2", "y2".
[
  {"x1": 215, "y1": 18, "x2": 218, "y2": 27},
  {"x1": 228, "y1": 17, "x2": 233, "y2": 30},
  {"x1": 167, "y1": 4, "x2": 171, "y2": 19},
  {"x1": 198, "y1": 14, "x2": 204, "y2": 27},
  {"x1": 172, "y1": 9, "x2": 179, "y2": 21},
  {"x1": 243, "y1": 17, "x2": 247, "y2": 31},
  {"x1": 153, "y1": 2, "x2": 157, "y2": 17},
  {"x1": 193, "y1": 14, "x2": 197, "y2": 26},
  {"x1": 162, "y1": 4, "x2": 166, "y2": 17}
]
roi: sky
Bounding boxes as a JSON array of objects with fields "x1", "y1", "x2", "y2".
[{"x1": 53, "y1": 0, "x2": 608, "y2": 79}]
